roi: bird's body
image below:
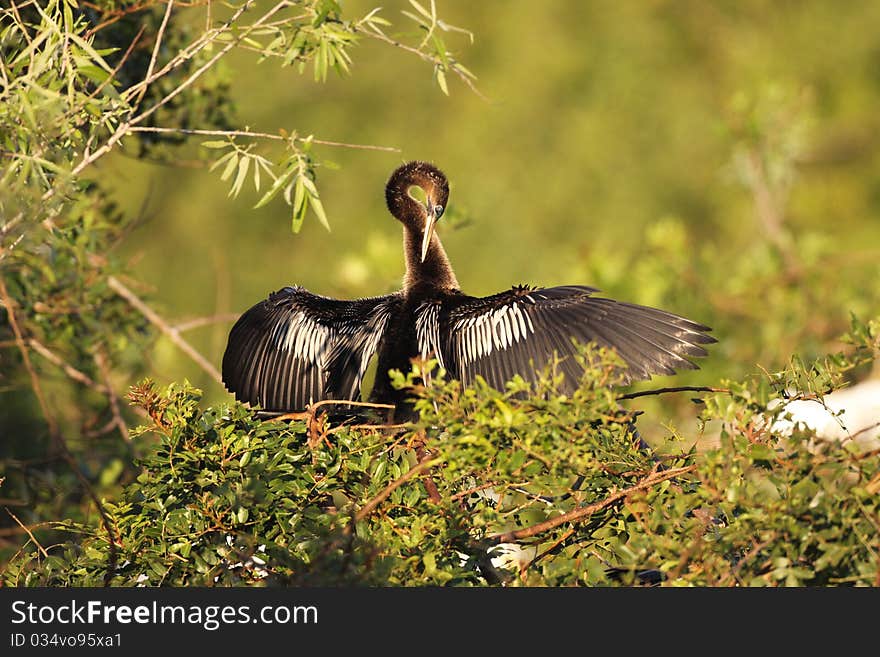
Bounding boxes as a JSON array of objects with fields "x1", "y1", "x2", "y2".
[{"x1": 222, "y1": 161, "x2": 716, "y2": 419}]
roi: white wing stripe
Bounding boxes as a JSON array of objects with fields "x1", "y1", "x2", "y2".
[
  {"x1": 453, "y1": 300, "x2": 542, "y2": 366},
  {"x1": 415, "y1": 302, "x2": 446, "y2": 370}
]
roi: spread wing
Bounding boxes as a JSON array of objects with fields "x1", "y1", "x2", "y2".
[
  {"x1": 222, "y1": 286, "x2": 401, "y2": 411},
  {"x1": 417, "y1": 285, "x2": 715, "y2": 392}
]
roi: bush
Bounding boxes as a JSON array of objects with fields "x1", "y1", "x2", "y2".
[{"x1": 6, "y1": 325, "x2": 879, "y2": 587}]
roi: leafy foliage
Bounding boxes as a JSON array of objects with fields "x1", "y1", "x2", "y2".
[{"x1": 5, "y1": 329, "x2": 879, "y2": 586}]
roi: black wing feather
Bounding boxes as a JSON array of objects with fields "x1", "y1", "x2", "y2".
[
  {"x1": 427, "y1": 285, "x2": 715, "y2": 392},
  {"x1": 222, "y1": 286, "x2": 399, "y2": 411}
]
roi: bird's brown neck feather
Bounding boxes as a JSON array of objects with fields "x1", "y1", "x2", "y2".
[{"x1": 402, "y1": 224, "x2": 459, "y2": 293}]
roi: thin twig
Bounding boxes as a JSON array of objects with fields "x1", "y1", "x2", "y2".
[
  {"x1": 107, "y1": 275, "x2": 222, "y2": 384},
  {"x1": 133, "y1": 1, "x2": 287, "y2": 128},
  {"x1": 79, "y1": 25, "x2": 146, "y2": 109},
  {"x1": 94, "y1": 348, "x2": 130, "y2": 442},
  {"x1": 264, "y1": 399, "x2": 396, "y2": 422},
  {"x1": 0, "y1": 233, "x2": 26, "y2": 264},
  {"x1": 172, "y1": 313, "x2": 239, "y2": 332},
  {"x1": 353, "y1": 456, "x2": 442, "y2": 523},
  {"x1": 362, "y1": 29, "x2": 488, "y2": 102},
  {"x1": 83, "y1": 0, "x2": 205, "y2": 38},
  {"x1": 27, "y1": 338, "x2": 108, "y2": 393},
  {"x1": 5, "y1": 508, "x2": 48, "y2": 558},
  {"x1": 83, "y1": 418, "x2": 122, "y2": 439},
  {"x1": 133, "y1": 0, "x2": 175, "y2": 108},
  {"x1": 120, "y1": 0, "x2": 253, "y2": 102},
  {"x1": 415, "y1": 440, "x2": 441, "y2": 504},
  {"x1": 719, "y1": 536, "x2": 776, "y2": 587},
  {"x1": 127, "y1": 126, "x2": 401, "y2": 152},
  {"x1": 327, "y1": 422, "x2": 408, "y2": 434},
  {"x1": 450, "y1": 481, "x2": 502, "y2": 502},
  {"x1": 7, "y1": 1, "x2": 33, "y2": 46},
  {"x1": 489, "y1": 465, "x2": 697, "y2": 544},
  {"x1": 619, "y1": 385, "x2": 730, "y2": 401},
  {"x1": 523, "y1": 527, "x2": 575, "y2": 573},
  {"x1": 847, "y1": 421, "x2": 880, "y2": 441},
  {"x1": 306, "y1": 137, "x2": 401, "y2": 152}
]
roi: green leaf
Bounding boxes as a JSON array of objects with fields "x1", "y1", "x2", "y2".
[
  {"x1": 435, "y1": 67, "x2": 448, "y2": 95},
  {"x1": 291, "y1": 196, "x2": 308, "y2": 233},
  {"x1": 229, "y1": 155, "x2": 251, "y2": 198},
  {"x1": 292, "y1": 176, "x2": 305, "y2": 213},
  {"x1": 300, "y1": 175, "x2": 319, "y2": 196},
  {"x1": 310, "y1": 196, "x2": 331, "y2": 232},
  {"x1": 254, "y1": 166, "x2": 296, "y2": 209},
  {"x1": 220, "y1": 152, "x2": 239, "y2": 182},
  {"x1": 408, "y1": 0, "x2": 435, "y2": 21}
]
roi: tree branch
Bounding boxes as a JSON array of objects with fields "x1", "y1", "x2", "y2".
[
  {"x1": 127, "y1": 126, "x2": 401, "y2": 152},
  {"x1": 94, "y1": 348, "x2": 130, "y2": 442},
  {"x1": 131, "y1": 1, "x2": 289, "y2": 129},
  {"x1": 361, "y1": 29, "x2": 488, "y2": 102},
  {"x1": 5, "y1": 508, "x2": 48, "y2": 559},
  {"x1": 27, "y1": 338, "x2": 108, "y2": 393},
  {"x1": 619, "y1": 386, "x2": 730, "y2": 401},
  {"x1": 107, "y1": 275, "x2": 222, "y2": 384},
  {"x1": 133, "y1": 0, "x2": 175, "y2": 108},
  {"x1": 489, "y1": 465, "x2": 697, "y2": 544},
  {"x1": 172, "y1": 312, "x2": 240, "y2": 332},
  {"x1": 353, "y1": 455, "x2": 442, "y2": 524}
]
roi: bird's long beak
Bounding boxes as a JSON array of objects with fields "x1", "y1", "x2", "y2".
[{"x1": 420, "y1": 208, "x2": 437, "y2": 263}]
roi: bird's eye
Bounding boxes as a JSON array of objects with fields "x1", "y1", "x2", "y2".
[{"x1": 434, "y1": 204, "x2": 444, "y2": 218}]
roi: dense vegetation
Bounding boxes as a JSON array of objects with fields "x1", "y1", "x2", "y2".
[{"x1": 2, "y1": 1, "x2": 879, "y2": 586}]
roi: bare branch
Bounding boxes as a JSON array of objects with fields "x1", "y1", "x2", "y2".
[
  {"x1": 107, "y1": 275, "x2": 222, "y2": 384},
  {"x1": 133, "y1": 0, "x2": 175, "y2": 108},
  {"x1": 120, "y1": 1, "x2": 253, "y2": 102},
  {"x1": 172, "y1": 313, "x2": 239, "y2": 333},
  {"x1": 28, "y1": 338, "x2": 109, "y2": 393},
  {"x1": 5, "y1": 508, "x2": 48, "y2": 559},
  {"x1": 619, "y1": 386, "x2": 730, "y2": 401},
  {"x1": 131, "y1": 1, "x2": 289, "y2": 128},
  {"x1": 94, "y1": 348, "x2": 130, "y2": 442},
  {"x1": 127, "y1": 126, "x2": 401, "y2": 152}
]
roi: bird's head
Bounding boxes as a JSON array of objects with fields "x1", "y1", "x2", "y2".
[{"x1": 385, "y1": 161, "x2": 449, "y2": 262}]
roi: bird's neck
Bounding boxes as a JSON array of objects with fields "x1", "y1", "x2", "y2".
[{"x1": 403, "y1": 225, "x2": 459, "y2": 293}]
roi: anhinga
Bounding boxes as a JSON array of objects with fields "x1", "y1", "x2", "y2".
[{"x1": 222, "y1": 161, "x2": 716, "y2": 418}]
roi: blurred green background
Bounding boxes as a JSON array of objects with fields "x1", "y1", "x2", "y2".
[{"x1": 105, "y1": 0, "x2": 880, "y2": 426}]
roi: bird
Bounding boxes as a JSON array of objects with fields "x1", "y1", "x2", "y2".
[{"x1": 221, "y1": 161, "x2": 716, "y2": 420}]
